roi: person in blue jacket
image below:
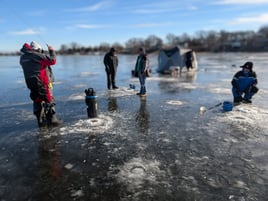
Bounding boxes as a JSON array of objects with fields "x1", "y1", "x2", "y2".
[{"x1": 231, "y1": 61, "x2": 258, "y2": 105}]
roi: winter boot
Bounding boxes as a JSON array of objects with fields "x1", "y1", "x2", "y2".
[
  {"x1": 33, "y1": 102, "x2": 47, "y2": 128},
  {"x1": 50, "y1": 114, "x2": 64, "y2": 127},
  {"x1": 233, "y1": 96, "x2": 243, "y2": 106},
  {"x1": 45, "y1": 103, "x2": 63, "y2": 127}
]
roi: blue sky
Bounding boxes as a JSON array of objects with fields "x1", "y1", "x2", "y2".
[{"x1": 1, "y1": 0, "x2": 268, "y2": 52}]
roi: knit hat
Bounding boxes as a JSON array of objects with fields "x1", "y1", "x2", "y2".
[
  {"x1": 240, "y1": 61, "x2": 253, "y2": 70},
  {"x1": 138, "y1": 47, "x2": 146, "y2": 54},
  {"x1": 30, "y1": 41, "x2": 42, "y2": 50}
]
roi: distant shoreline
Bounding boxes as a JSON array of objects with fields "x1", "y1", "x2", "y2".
[{"x1": 1, "y1": 50, "x2": 268, "y2": 56}]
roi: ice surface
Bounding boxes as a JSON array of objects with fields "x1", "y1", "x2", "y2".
[{"x1": 1, "y1": 53, "x2": 268, "y2": 201}]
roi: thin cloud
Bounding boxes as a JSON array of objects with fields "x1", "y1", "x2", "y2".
[
  {"x1": 215, "y1": 0, "x2": 268, "y2": 4},
  {"x1": 65, "y1": 0, "x2": 113, "y2": 12},
  {"x1": 134, "y1": 8, "x2": 176, "y2": 14},
  {"x1": 230, "y1": 13, "x2": 268, "y2": 24},
  {"x1": 129, "y1": 22, "x2": 174, "y2": 28},
  {"x1": 189, "y1": 6, "x2": 198, "y2": 10},
  {"x1": 9, "y1": 28, "x2": 40, "y2": 35},
  {"x1": 75, "y1": 24, "x2": 110, "y2": 29},
  {"x1": 131, "y1": 1, "x2": 196, "y2": 15},
  {"x1": 72, "y1": 22, "x2": 173, "y2": 29}
]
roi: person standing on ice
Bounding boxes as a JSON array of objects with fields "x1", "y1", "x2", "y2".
[
  {"x1": 134, "y1": 47, "x2": 149, "y2": 97},
  {"x1": 20, "y1": 41, "x2": 63, "y2": 127},
  {"x1": 103, "y1": 47, "x2": 119, "y2": 90},
  {"x1": 231, "y1": 61, "x2": 258, "y2": 105}
]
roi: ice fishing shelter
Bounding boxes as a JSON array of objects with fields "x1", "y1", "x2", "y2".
[{"x1": 157, "y1": 46, "x2": 198, "y2": 74}]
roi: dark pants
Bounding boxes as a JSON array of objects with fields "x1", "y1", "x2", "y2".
[
  {"x1": 25, "y1": 76, "x2": 52, "y2": 102},
  {"x1": 105, "y1": 69, "x2": 116, "y2": 89},
  {"x1": 25, "y1": 77, "x2": 60, "y2": 127},
  {"x1": 138, "y1": 73, "x2": 146, "y2": 94},
  {"x1": 232, "y1": 85, "x2": 258, "y2": 102},
  {"x1": 186, "y1": 60, "x2": 193, "y2": 70}
]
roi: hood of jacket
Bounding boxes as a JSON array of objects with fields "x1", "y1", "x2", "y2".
[{"x1": 20, "y1": 43, "x2": 33, "y2": 54}]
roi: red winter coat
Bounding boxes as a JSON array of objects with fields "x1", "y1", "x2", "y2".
[{"x1": 20, "y1": 43, "x2": 56, "y2": 102}]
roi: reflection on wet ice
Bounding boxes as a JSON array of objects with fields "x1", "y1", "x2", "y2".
[{"x1": 135, "y1": 99, "x2": 149, "y2": 134}]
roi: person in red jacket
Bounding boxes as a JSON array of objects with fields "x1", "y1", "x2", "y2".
[{"x1": 20, "y1": 41, "x2": 63, "y2": 127}]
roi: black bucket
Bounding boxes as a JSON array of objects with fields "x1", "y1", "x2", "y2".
[{"x1": 85, "y1": 88, "x2": 98, "y2": 118}]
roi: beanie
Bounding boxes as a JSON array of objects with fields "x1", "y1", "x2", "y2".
[
  {"x1": 240, "y1": 61, "x2": 253, "y2": 70},
  {"x1": 139, "y1": 47, "x2": 146, "y2": 54},
  {"x1": 30, "y1": 41, "x2": 42, "y2": 50}
]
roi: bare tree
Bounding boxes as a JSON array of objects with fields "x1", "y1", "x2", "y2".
[
  {"x1": 166, "y1": 33, "x2": 180, "y2": 46},
  {"x1": 52, "y1": 27, "x2": 268, "y2": 55},
  {"x1": 145, "y1": 35, "x2": 163, "y2": 52},
  {"x1": 112, "y1": 42, "x2": 124, "y2": 53},
  {"x1": 99, "y1": 42, "x2": 110, "y2": 52},
  {"x1": 125, "y1": 38, "x2": 145, "y2": 53}
]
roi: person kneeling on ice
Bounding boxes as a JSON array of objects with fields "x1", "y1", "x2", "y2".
[
  {"x1": 20, "y1": 41, "x2": 63, "y2": 127},
  {"x1": 231, "y1": 61, "x2": 258, "y2": 105}
]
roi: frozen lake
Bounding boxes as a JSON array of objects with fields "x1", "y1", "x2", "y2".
[{"x1": 0, "y1": 52, "x2": 268, "y2": 201}]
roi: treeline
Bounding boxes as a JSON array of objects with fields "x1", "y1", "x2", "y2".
[
  {"x1": 57, "y1": 26, "x2": 268, "y2": 55},
  {"x1": 1, "y1": 26, "x2": 268, "y2": 56}
]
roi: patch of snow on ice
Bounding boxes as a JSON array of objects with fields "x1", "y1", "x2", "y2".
[
  {"x1": 218, "y1": 104, "x2": 268, "y2": 133},
  {"x1": 208, "y1": 87, "x2": 231, "y2": 94},
  {"x1": 67, "y1": 93, "x2": 84, "y2": 101},
  {"x1": 59, "y1": 115, "x2": 113, "y2": 135},
  {"x1": 106, "y1": 87, "x2": 137, "y2": 97},
  {"x1": 166, "y1": 100, "x2": 185, "y2": 106},
  {"x1": 79, "y1": 72, "x2": 96, "y2": 77},
  {"x1": 116, "y1": 157, "x2": 165, "y2": 192}
]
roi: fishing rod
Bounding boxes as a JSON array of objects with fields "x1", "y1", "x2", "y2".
[
  {"x1": 207, "y1": 102, "x2": 222, "y2": 110},
  {"x1": 4, "y1": 0, "x2": 49, "y2": 47},
  {"x1": 199, "y1": 102, "x2": 222, "y2": 114}
]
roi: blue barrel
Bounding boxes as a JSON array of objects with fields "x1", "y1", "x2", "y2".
[
  {"x1": 85, "y1": 88, "x2": 98, "y2": 118},
  {"x1": 222, "y1": 101, "x2": 233, "y2": 112}
]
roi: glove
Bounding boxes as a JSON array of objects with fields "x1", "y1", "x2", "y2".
[{"x1": 250, "y1": 85, "x2": 258, "y2": 93}]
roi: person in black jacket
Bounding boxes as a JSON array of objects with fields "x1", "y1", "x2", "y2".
[
  {"x1": 134, "y1": 47, "x2": 149, "y2": 97},
  {"x1": 20, "y1": 41, "x2": 63, "y2": 127},
  {"x1": 231, "y1": 61, "x2": 258, "y2": 105},
  {"x1": 103, "y1": 47, "x2": 119, "y2": 90},
  {"x1": 185, "y1": 50, "x2": 194, "y2": 71}
]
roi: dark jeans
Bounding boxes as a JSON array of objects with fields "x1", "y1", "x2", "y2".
[
  {"x1": 105, "y1": 69, "x2": 116, "y2": 89},
  {"x1": 232, "y1": 85, "x2": 258, "y2": 101},
  {"x1": 138, "y1": 73, "x2": 146, "y2": 94}
]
